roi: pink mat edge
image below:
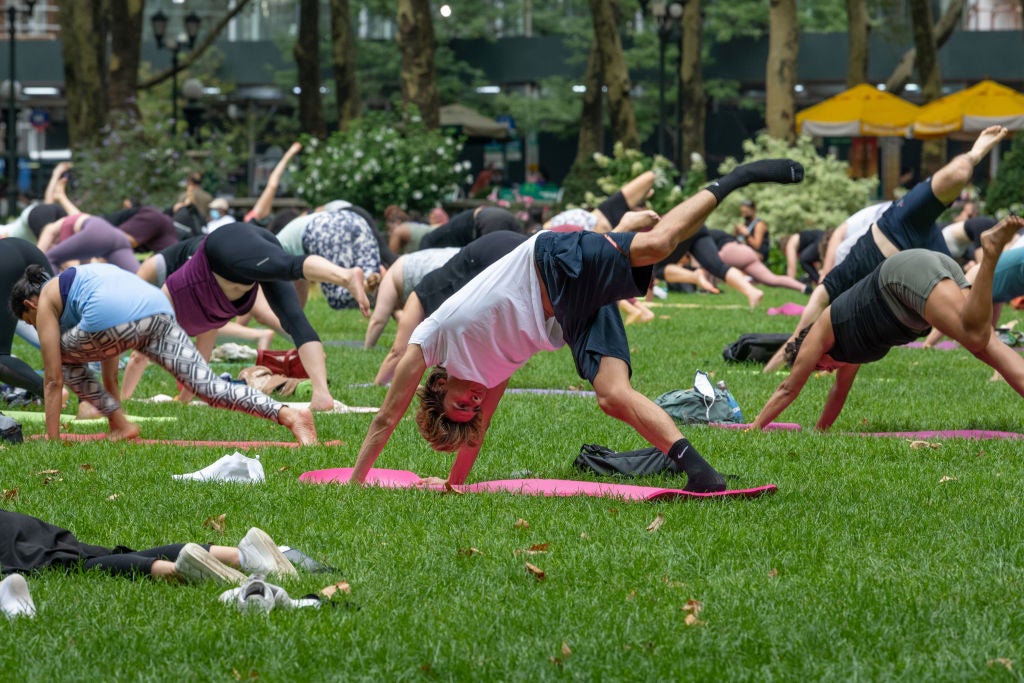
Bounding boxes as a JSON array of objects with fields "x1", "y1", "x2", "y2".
[
  {"x1": 299, "y1": 467, "x2": 777, "y2": 500},
  {"x1": 857, "y1": 429, "x2": 1024, "y2": 440}
]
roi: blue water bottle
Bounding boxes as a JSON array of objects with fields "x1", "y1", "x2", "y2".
[{"x1": 717, "y1": 381, "x2": 744, "y2": 423}]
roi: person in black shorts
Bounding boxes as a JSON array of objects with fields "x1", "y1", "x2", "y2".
[{"x1": 752, "y1": 215, "x2": 1024, "y2": 431}]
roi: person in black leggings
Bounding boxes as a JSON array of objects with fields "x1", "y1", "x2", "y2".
[
  {"x1": 653, "y1": 225, "x2": 765, "y2": 308},
  {"x1": 129, "y1": 223, "x2": 368, "y2": 411},
  {"x1": 417, "y1": 206, "x2": 522, "y2": 250},
  {"x1": 0, "y1": 239, "x2": 52, "y2": 397}
]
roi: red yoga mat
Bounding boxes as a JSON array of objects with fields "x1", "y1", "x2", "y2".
[{"x1": 299, "y1": 467, "x2": 777, "y2": 501}]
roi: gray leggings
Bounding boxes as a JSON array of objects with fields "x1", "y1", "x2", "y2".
[{"x1": 61, "y1": 313, "x2": 282, "y2": 421}]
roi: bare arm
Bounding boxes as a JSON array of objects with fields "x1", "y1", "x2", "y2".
[
  {"x1": 746, "y1": 220, "x2": 769, "y2": 252},
  {"x1": 446, "y1": 381, "x2": 508, "y2": 485},
  {"x1": 375, "y1": 292, "x2": 425, "y2": 385},
  {"x1": 365, "y1": 264, "x2": 402, "y2": 349},
  {"x1": 784, "y1": 235, "x2": 799, "y2": 279},
  {"x1": 814, "y1": 364, "x2": 860, "y2": 431},
  {"x1": 350, "y1": 344, "x2": 428, "y2": 483},
  {"x1": 819, "y1": 222, "x2": 847, "y2": 279},
  {"x1": 752, "y1": 314, "x2": 836, "y2": 429},
  {"x1": 249, "y1": 142, "x2": 302, "y2": 221},
  {"x1": 36, "y1": 283, "x2": 66, "y2": 439}
]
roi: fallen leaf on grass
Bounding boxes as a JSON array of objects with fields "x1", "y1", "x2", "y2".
[
  {"x1": 939, "y1": 475, "x2": 958, "y2": 484},
  {"x1": 768, "y1": 567, "x2": 779, "y2": 578},
  {"x1": 513, "y1": 518, "x2": 530, "y2": 530},
  {"x1": 549, "y1": 642, "x2": 572, "y2": 666},
  {"x1": 42, "y1": 476, "x2": 62, "y2": 486},
  {"x1": 684, "y1": 613, "x2": 706, "y2": 626},
  {"x1": 107, "y1": 493, "x2": 120, "y2": 501},
  {"x1": 987, "y1": 658, "x2": 1013, "y2": 671},
  {"x1": 80, "y1": 464, "x2": 94, "y2": 471},
  {"x1": 646, "y1": 514, "x2": 665, "y2": 532},
  {"x1": 682, "y1": 599, "x2": 703, "y2": 616},
  {"x1": 579, "y1": 532, "x2": 590, "y2": 539},
  {"x1": 230, "y1": 667, "x2": 259, "y2": 680},
  {"x1": 457, "y1": 547, "x2": 484, "y2": 557},
  {"x1": 514, "y1": 543, "x2": 549, "y2": 556},
  {"x1": 625, "y1": 590, "x2": 636, "y2": 601},
  {"x1": 320, "y1": 580, "x2": 351, "y2": 597},
  {"x1": 976, "y1": 449, "x2": 985, "y2": 458},
  {"x1": 276, "y1": 466, "x2": 291, "y2": 473},
  {"x1": 567, "y1": 385, "x2": 582, "y2": 392},
  {"x1": 203, "y1": 514, "x2": 227, "y2": 534},
  {"x1": 525, "y1": 562, "x2": 546, "y2": 581},
  {"x1": 2, "y1": 488, "x2": 18, "y2": 501},
  {"x1": 35, "y1": 469, "x2": 60, "y2": 476},
  {"x1": 907, "y1": 440, "x2": 942, "y2": 450}
]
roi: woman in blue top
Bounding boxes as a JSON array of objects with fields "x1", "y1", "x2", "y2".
[{"x1": 10, "y1": 263, "x2": 316, "y2": 444}]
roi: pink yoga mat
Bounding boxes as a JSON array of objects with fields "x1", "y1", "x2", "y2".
[
  {"x1": 767, "y1": 302, "x2": 805, "y2": 316},
  {"x1": 858, "y1": 429, "x2": 1024, "y2": 441},
  {"x1": 33, "y1": 433, "x2": 343, "y2": 447},
  {"x1": 300, "y1": 467, "x2": 777, "y2": 501},
  {"x1": 712, "y1": 421, "x2": 802, "y2": 432}
]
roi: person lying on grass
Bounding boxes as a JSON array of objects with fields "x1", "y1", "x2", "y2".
[
  {"x1": 0, "y1": 510, "x2": 296, "y2": 589},
  {"x1": 751, "y1": 216, "x2": 1024, "y2": 431},
  {"x1": 349, "y1": 158, "x2": 805, "y2": 492},
  {"x1": 762, "y1": 125, "x2": 1010, "y2": 373},
  {"x1": 11, "y1": 262, "x2": 316, "y2": 444}
]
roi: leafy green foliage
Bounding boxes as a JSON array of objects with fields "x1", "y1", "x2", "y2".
[
  {"x1": 291, "y1": 107, "x2": 469, "y2": 216},
  {"x1": 67, "y1": 112, "x2": 246, "y2": 215},
  {"x1": 984, "y1": 134, "x2": 1024, "y2": 217},
  {"x1": 706, "y1": 133, "x2": 878, "y2": 238},
  {"x1": 560, "y1": 142, "x2": 686, "y2": 216}
]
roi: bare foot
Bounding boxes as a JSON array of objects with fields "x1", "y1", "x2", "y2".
[
  {"x1": 108, "y1": 423, "x2": 141, "y2": 441},
  {"x1": 697, "y1": 273, "x2": 721, "y2": 294},
  {"x1": 980, "y1": 215, "x2": 1024, "y2": 258},
  {"x1": 77, "y1": 401, "x2": 103, "y2": 420},
  {"x1": 279, "y1": 406, "x2": 317, "y2": 445},
  {"x1": 614, "y1": 210, "x2": 660, "y2": 233},
  {"x1": 308, "y1": 396, "x2": 337, "y2": 412},
  {"x1": 344, "y1": 267, "x2": 371, "y2": 318},
  {"x1": 968, "y1": 125, "x2": 1009, "y2": 165},
  {"x1": 747, "y1": 288, "x2": 765, "y2": 310}
]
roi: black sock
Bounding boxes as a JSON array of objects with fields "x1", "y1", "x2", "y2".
[
  {"x1": 704, "y1": 159, "x2": 805, "y2": 204},
  {"x1": 668, "y1": 438, "x2": 726, "y2": 493}
]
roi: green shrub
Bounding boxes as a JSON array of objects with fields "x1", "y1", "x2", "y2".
[
  {"x1": 291, "y1": 107, "x2": 468, "y2": 217},
  {"x1": 984, "y1": 133, "x2": 1024, "y2": 216},
  {"x1": 67, "y1": 112, "x2": 244, "y2": 214},
  {"x1": 705, "y1": 133, "x2": 877, "y2": 240},
  {"x1": 560, "y1": 143, "x2": 687, "y2": 216}
]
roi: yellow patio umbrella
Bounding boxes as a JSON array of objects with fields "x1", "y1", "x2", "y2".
[
  {"x1": 912, "y1": 80, "x2": 1024, "y2": 138},
  {"x1": 796, "y1": 84, "x2": 921, "y2": 137}
]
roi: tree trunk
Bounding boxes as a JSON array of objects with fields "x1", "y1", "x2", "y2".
[
  {"x1": 679, "y1": 0, "x2": 705, "y2": 174},
  {"x1": 57, "y1": 0, "x2": 108, "y2": 148},
  {"x1": 588, "y1": 0, "x2": 638, "y2": 149},
  {"x1": 884, "y1": 0, "x2": 965, "y2": 94},
  {"x1": 845, "y1": 0, "x2": 869, "y2": 87},
  {"x1": 765, "y1": 0, "x2": 799, "y2": 143},
  {"x1": 107, "y1": 0, "x2": 142, "y2": 119},
  {"x1": 909, "y1": 0, "x2": 946, "y2": 175},
  {"x1": 575, "y1": 41, "x2": 604, "y2": 166},
  {"x1": 295, "y1": 0, "x2": 326, "y2": 138},
  {"x1": 329, "y1": 0, "x2": 360, "y2": 129},
  {"x1": 396, "y1": 0, "x2": 440, "y2": 129}
]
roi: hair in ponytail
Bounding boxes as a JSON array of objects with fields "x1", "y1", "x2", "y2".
[{"x1": 10, "y1": 264, "x2": 52, "y2": 319}]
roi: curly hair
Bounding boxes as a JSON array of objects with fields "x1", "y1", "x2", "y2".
[
  {"x1": 9, "y1": 264, "x2": 51, "y2": 320},
  {"x1": 784, "y1": 326, "x2": 812, "y2": 367},
  {"x1": 415, "y1": 367, "x2": 484, "y2": 452}
]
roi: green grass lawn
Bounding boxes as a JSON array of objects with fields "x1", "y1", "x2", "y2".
[{"x1": 2, "y1": 284, "x2": 1023, "y2": 681}]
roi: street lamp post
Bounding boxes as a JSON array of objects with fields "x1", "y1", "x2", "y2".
[
  {"x1": 151, "y1": 10, "x2": 201, "y2": 131},
  {"x1": 5, "y1": 0, "x2": 34, "y2": 219},
  {"x1": 649, "y1": 2, "x2": 683, "y2": 162}
]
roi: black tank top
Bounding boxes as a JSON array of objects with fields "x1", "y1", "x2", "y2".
[{"x1": 829, "y1": 269, "x2": 923, "y2": 364}]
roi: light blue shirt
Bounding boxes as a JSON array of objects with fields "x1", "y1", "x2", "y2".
[{"x1": 59, "y1": 263, "x2": 173, "y2": 332}]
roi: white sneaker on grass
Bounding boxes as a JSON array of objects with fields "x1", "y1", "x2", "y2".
[
  {"x1": 219, "y1": 575, "x2": 295, "y2": 612},
  {"x1": 238, "y1": 528, "x2": 298, "y2": 578},
  {"x1": 175, "y1": 543, "x2": 247, "y2": 584},
  {"x1": 0, "y1": 573, "x2": 36, "y2": 619},
  {"x1": 172, "y1": 452, "x2": 265, "y2": 483}
]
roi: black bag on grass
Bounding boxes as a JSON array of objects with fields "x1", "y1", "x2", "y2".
[
  {"x1": 722, "y1": 332, "x2": 791, "y2": 364},
  {"x1": 574, "y1": 443, "x2": 683, "y2": 477}
]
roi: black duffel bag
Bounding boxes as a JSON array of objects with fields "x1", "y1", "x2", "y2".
[
  {"x1": 573, "y1": 443, "x2": 682, "y2": 478},
  {"x1": 722, "y1": 332, "x2": 791, "y2": 364}
]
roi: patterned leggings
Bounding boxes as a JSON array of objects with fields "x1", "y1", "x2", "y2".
[
  {"x1": 302, "y1": 210, "x2": 382, "y2": 309},
  {"x1": 61, "y1": 313, "x2": 282, "y2": 421}
]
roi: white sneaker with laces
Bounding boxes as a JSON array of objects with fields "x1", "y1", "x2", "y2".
[
  {"x1": 172, "y1": 452, "x2": 265, "y2": 483},
  {"x1": 238, "y1": 528, "x2": 298, "y2": 578},
  {"x1": 0, "y1": 574, "x2": 36, "y2": 619},
  {"x1": 175, "y1": 543, "x2": 247, "y2": 584},
  {"x1": 220, "y1": 576, "x2": 298, "y2": 611}
]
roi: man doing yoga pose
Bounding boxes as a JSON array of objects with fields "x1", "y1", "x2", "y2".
[{"x1": 349, "y1": 158, "x2": 805, "y2": 491}]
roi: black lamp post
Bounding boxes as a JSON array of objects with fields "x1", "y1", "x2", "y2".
[
  {"x1": 650, "y1": 2, "x2": 683, "y2": 161},
  {"x1": 151, "y1": 10, "x2": 201, "y2": 131},
  {"x1": 5, "y1": 0, "x2": 34, "y2": 219}
]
